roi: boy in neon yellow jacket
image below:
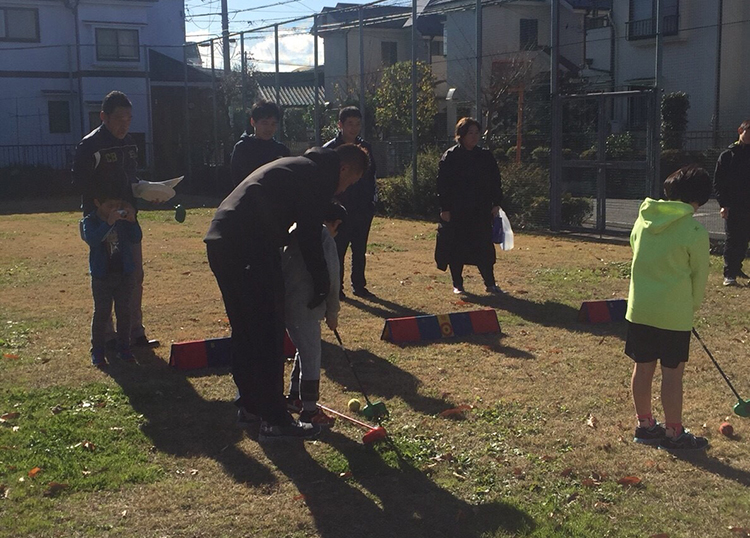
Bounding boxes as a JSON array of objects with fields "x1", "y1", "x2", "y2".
[{"x1": 626, "y1": 165, "x2": 712, "y2": 451}]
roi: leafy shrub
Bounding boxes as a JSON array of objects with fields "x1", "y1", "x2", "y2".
[
  {"x1": 376, "y1": 146, "x2": 442, "y2": 218},
  {"x1": 501, "y1": 162, "x2": 592, "y2": 229},
  {"x1": 661, "y1": 92, "x2": 690, "y2": 150}
]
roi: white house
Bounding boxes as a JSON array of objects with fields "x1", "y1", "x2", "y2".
[
  {"x1": 611, "y1": 0, "x2": 749, "y2": 137},
  {"x1": 317, "y1": 3, "x2": 442, "y2": 106},
  {"x1": 0, "y1": 0, "x2": 187, "y2": 169}
]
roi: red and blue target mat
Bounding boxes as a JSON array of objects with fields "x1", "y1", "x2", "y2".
[
  {"x1": 577, "y1": 298, "x2": 627, "y2": 324},
  {"x1": 169, "y1": 333, "x2": 296, "y2": 370},
  {"x1": 381, "y1": 309, "x2": 501, "y2": 343}
]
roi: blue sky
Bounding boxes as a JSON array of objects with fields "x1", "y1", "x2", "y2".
[{"x1": 184, "y1": 0, "x2": 373, "y2": 71}]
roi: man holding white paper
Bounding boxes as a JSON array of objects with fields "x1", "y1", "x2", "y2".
[{"x1": 72, "y1": 91, "x2": 159, "y2": 348}]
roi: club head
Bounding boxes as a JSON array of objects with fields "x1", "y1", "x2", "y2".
[
  {"x1": 733, "y1": 400, "x2": 750, "y2": 418},
  {"x1": 174, "y1": 204, "x2": 186, "y2": 223},
  {"x1": 361, "y1": 402, "x2": 388, "y2": 420},
  {"x1": 362, "y1": 426, "x2": 388, "y2": 445}
]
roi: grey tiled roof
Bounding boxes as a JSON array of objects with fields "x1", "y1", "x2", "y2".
[{"x1": 257, "y1": 84, "x2": 325, "y2": 107}]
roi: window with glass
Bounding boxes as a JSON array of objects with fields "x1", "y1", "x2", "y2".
[
  {"x1": 48, "y1": 101, "x2": 71, "y2": 134},
  {"x1": 520, "y1": 19, "x2": 538, "y2": 51},
  {"x1": 0, "y1": 7, "x2": 39, "y2": 42},
  {"x1": 381, "y1": 41, "x2": 397, "y2": 67},
  {"x1": 96, "y1": 28, "x2": 139, "y2": 61},
  {"x1": 627, "y1": 0, "x2": 679, "y2": 40}
]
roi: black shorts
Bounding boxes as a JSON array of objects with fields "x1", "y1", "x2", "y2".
[{"x1": 624, "y1": 321, "x2": 690, "y2": 369}]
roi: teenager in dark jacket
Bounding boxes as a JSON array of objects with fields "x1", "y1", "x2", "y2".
[
  {"x1": 323, "y1": 106, "x2": 377, "y2": 298},
  {"x1": 204, "y1": 145, "x2": 369, "y2": 441},
  {"x1": 714, "y1": 119, "x2": 750, "y2": 286},
  {"x1": 72, "y1": 91, "x2": 158, "y2": 348},
  {"x1": 230, "y1": 100, "x2": 290, "y2": 187},
  {"x1": 437, "y1": 117, "x2": 504, "y2": 295}
]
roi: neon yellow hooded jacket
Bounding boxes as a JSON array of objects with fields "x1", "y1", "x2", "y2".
[{"x1": 626, "y1": 198, "x2": 710, "y2": 331}]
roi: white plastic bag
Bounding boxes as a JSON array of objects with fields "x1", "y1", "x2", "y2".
[{"x1": 498, "y1": 208, "x2": 514, "y2": 251}]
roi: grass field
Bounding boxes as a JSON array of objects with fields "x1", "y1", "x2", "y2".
[{"x1": 1, "y1": 196, "x2": 749, "y2": 538}]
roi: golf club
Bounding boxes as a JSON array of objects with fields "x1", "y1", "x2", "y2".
[
  {"x1": 692, "y1": 328, "x2": 750, "y2": 418},
  {"x1": 332, "y1": 329, "x2": 388, "y2": 420},
  {"x1": 317, "y1": 404, "x2": 388, "y2": 445}
]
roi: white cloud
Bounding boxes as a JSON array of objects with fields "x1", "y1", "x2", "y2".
[{"x1": 187, "y1": 29, "x2": 323, "y2": 72}]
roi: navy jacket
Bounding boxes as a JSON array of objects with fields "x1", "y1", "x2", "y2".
[
  {"x1": 72, "y1": 124, "x2": 139, "y2": 215},
  {"x1": 323, "y1": 133, "x2": 376, "y2": 215},
  {"x1": 230, "y1": 132, "x2": 290, "y2": 187}
]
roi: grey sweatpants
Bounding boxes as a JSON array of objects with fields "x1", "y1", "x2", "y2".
[{"x1": 287, "y1": 320, "x2": 322, "y2": 404}]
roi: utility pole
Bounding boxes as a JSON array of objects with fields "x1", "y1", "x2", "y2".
[
  {"x1": 221, "y1": 0, "x2": 230, "y2": 73},
  {"x1": 411, "y1": 0, "x2": 418, "y2": 189}
]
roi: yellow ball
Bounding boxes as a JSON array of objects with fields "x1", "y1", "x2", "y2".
[{"x1": 348, "y1": 398, "x2": 361, "y2": 412}]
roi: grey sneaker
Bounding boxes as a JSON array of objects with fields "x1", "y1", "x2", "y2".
[
  {"x1": 258, "y1": 420, "x2": 322, "y2": 442},
  {"x1": 633, "y1": 423, "x2": 666, "y2": 445},
  {"x1": 485, "y1": 285, "x2": 504, "y2": 294},
  {"x1": 723, "y1": 277, "x2": 738, "y2": 287}
]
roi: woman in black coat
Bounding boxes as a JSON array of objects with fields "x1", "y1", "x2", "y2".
[{"x1": 436, "y1": 117, "x2": 504, "y2": 294}]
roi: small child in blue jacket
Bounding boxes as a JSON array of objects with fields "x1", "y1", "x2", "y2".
[{"x1": 82, "y1": 189, "x2": 143, "y2": 366}]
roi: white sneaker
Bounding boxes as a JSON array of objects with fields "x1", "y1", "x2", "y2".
[{"x1": 723, "y1": 277, "x2": 738, "y2": 287}]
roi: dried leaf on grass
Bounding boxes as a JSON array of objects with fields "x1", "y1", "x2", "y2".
[
  {"x1": 586, "y1": 414, "x2": 599, "y2": 429},
  {"x1": 43, "y1": 482, "x2": 68, "y2": 497},
  {"x1": 0, "y1": 412, "x2": 20, "y2": 422},
  {"x1": 439, "y1": 405, "x2": 473, "y2": 418},
  {"x1": 650, "y1": 534, "x2": 670, "y2": 538},
  {"x1": 728, "y1": 527, "x2": 750, "y2": 537},
  {"x1": 617, "y1": 476, "x2": 642, "y2": 487},
  {"x1": 2, "y1": 354, "x2": 20, "y2": 360},
  {"x1": 28, "y1": 467, "x2": 42, "y2": 478}
]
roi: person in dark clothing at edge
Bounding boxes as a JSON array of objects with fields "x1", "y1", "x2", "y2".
[
  {"x1": 323, "y1": 106, "x2": 377, "y2": 299},
  {"x1": 714, "y1": 119, "x2": 750, "y2": 287},
  {"x1": 230, "y1": 100, "x2": 290, "y2": 187},
  {"x1": 436, "y1": 117, "x2": 504, "y2": 295},
  {"x1": 204, "y1": 144, "x2": 369, "y2": 441},
  {"x1": 72, "y1": 90, "x2": 159, "y2": 348}
]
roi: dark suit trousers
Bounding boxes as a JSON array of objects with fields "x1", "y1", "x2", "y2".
[
  {"x1": 335, "y1": 212, "x2": 374, "y2": 292},
  {"x1": 724, "y1": 209, "x2": 750, "y2": 278},
  {"x1": 206, "y1": 240, "x2": 289, "y2": 425}
]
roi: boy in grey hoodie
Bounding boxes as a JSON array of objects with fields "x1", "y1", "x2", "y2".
[{"x1": 283, "y1": 202, "x2": 347, "y2": 427}]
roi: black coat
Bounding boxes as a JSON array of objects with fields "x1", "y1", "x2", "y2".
[
  {"x1": 230, "y1": 133, "x2": 290, "y2": 187},
  {"x1": 714, "y1": 142, "x2": 750, "y2": 211},
  {"x1": 204, "y1": 147, "x2": 340, "y2": 297},
  {"x1": 436, "y1": 144, "x2": 503, "y2": 268}
]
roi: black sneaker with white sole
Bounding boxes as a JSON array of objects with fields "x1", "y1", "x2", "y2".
[
  {"x1": 258, "y1": 419, "x2": 322, "y2": 442},
  {"x1": 658, "y1": 429, "x2": 709, "y2": 452},
  {"x1": 633, "y1": 423, "x2": 666, "y2": 445}
]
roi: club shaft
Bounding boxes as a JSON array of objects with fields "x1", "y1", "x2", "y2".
[
  {"x1": 692, "y1": 328, "x2": 743, "y2": 401},
  {"x1": 318, "y1": 404, "x2": 375, "y2": 431},
  {"x1": 333, "y1": 329, "x2": 375, "y2": 407}
]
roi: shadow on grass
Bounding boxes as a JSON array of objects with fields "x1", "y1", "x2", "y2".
[
  {"x1": 260, "y1": 430, "x2": 534, "y2": 538},
  {"x1": 321, "y1": 341, "x2": 452, "y2": 416},
  {"x1": 462, "y1": 291, "x2": 628, "y2": 340},
  {"x1": 102, "y1": 347, "x2": 275, "y2": 487},
  {"x1": 343, "y1": 293, "x2": 426, "y2": 319},
  {"x1": 672, "y1": 451, "x2": 750, "y2": 487}
]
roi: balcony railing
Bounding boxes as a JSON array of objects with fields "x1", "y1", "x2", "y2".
[{"x1": 626, "y1": 14, "x2": 679, "y2": 40}]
